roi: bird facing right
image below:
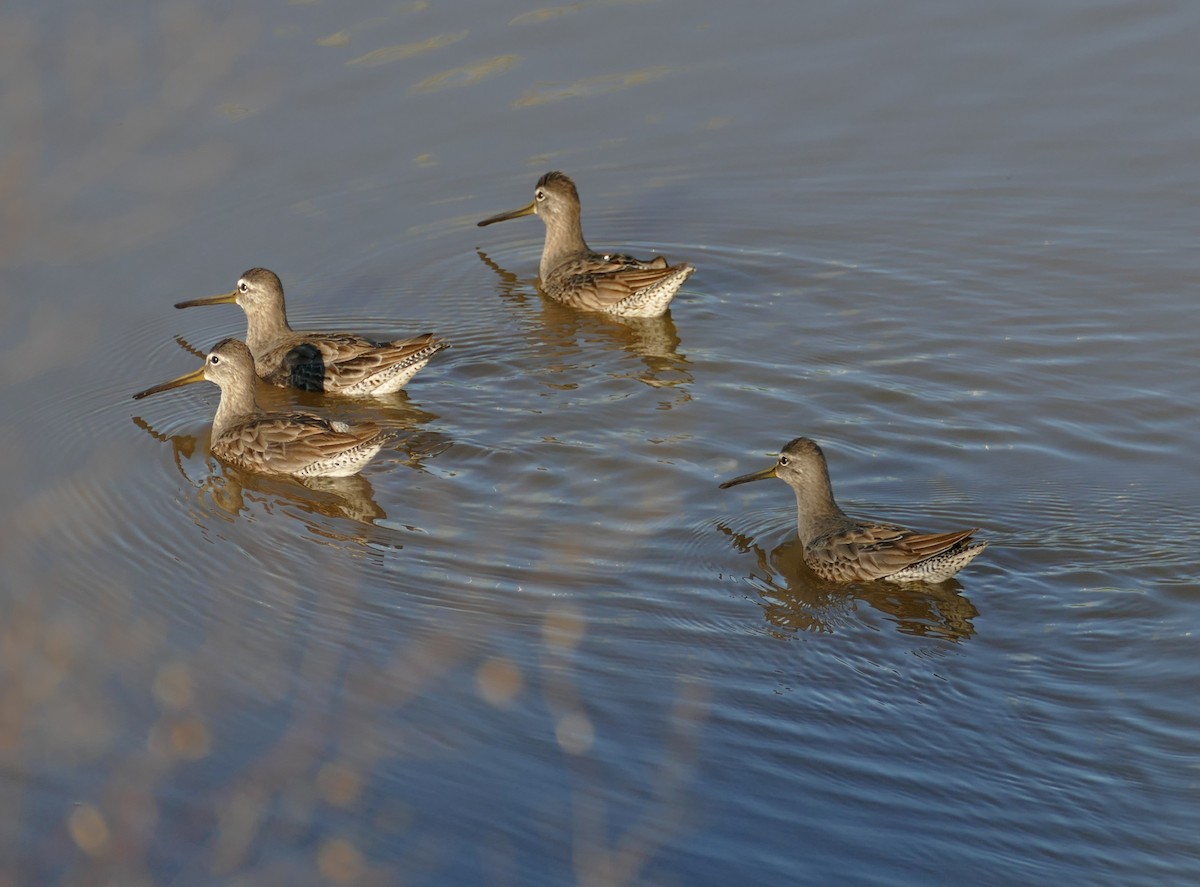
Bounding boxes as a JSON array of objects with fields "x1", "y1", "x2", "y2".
[{"x1": 720, "y1": 437, "x2": 987, "y2": 583}]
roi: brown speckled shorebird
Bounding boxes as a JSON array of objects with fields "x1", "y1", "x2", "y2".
[
  {"x1": 133, "y1": 338, "x2": 391, "y2": 477},
  {"x1": 175, "y1": 268, "x2": 446, "y2": 396},
  {"x1": 476, "y1": 171, "x2": 694, "y2": 318},
  {"x1": 720, "y1": 437, "x2": 987, "y2": 583}
]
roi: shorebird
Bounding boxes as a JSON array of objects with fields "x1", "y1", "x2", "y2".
[
  {"x1": 134, "y1": 338, "x2": 392, "y2": 477},
  {"x1": 721, "y1": 437, "x2": 987, "y2": 583},
  {"x1": 477, "y1": 171, "x2": 694, "y2": 318}
]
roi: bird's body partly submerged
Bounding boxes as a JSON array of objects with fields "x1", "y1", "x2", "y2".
[
  {"x1": 133, "y1": 338, "x2": 391, "y2": 477},
  {"x1": 175, "y1": 268, "x2": 446, "y2": 396},
  {"x1": 477, "y1": 171, "x2": 694, "y2": 318},
  {"x1": 720, "y1": 437, "x2": 987, "y2": 583}
]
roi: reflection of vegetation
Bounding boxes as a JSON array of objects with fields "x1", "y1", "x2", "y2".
[
  {"x1": 3, "y1": 7, "x2": 712, "y2": 882},
  {"x1": 717, "y1": 522, "x2": 979, "y2": 641},
  {"x1": 346, "y1": 30, "x2": 468, "y2": 67},
  {"x1": 316, "y1": 0, "x2": 431, "y2": 48},
  {"x1": 508, "y1": 0, "x2": 656, "y2": 27},
  {"x1": 514, "y1": 65, "x2": 673, "y2": 108},
  {"x1": 2, "y1": 505, "x2": 707, "y2": 882},
  {"x1": 540, "y1": 603, "x2": 709, "y2": 885},
  {"x1": 408, "y1": 55, "x2": 521, "y2": 95},
  {"x1": 510, "y1": 4, "x2": 587, "y2": 26},
  {"x1": 0, "y1": 5, "x2": 259, "y2": 266}
]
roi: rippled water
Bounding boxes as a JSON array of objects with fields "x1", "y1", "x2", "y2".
[{"x1": 3, "y1": 0, "x2": 1198, "y2": 883}]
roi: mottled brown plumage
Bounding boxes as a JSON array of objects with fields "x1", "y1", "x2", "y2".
[
  {"x1": 133, "y1": 339, "x2": 391, "y2": 477},
  {"x1": 175, "y1": 268, "x2": 446, "y2": 396},
  {"x1": 477, "y1": 171, "x2": 694, "y2": 318},
  {"x1": 720, "y1": 437, "x2": 987, "y2": 583}
]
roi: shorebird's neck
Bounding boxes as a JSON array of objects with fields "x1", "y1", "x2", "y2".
[
  {"x1": 793, "y1": 475, "x2": 848, "y2": 544},
  {"x1": 244, "y1": 306, "x2": 293, "y2": 357},
  {"x1": 540, "y1": 214, "x2": 589, "y2": 279},
  {"x1": 211, "y1": 379, "x2": 262, "y2": 440}
]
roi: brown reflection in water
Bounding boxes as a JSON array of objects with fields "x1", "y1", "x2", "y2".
[
  {"x1": 346, "y1": 30, "x2": 468, "y2": 66},
  {"x1": 209, "y1": 469, "x2": 390, "y2": 532},
  {"x1": 201, "y1": 626, "x2": 480, "y2": 879},
  {"x1": 132, "y1": 415, "x2": 201, "y2": 477},
  {"x1": 408, "y1": 54, "x2": 521, "y2": 95},
  {"x1": 172, "y1": 334, "x2": 207, "y2": 359},
  {"x1": 540, "y1": 603, "x2": 709, "y2": 883},
  {"x1": 131, "y1": 413, "x2": 451, "y2": 530},
  {"x1": 178, "y1": 549, "x2": 382, "y2": 880},
  {"x1": 1, "y1": 477, "x2": 456, "y2": 882},
  {"x1": 315, "y1": 1, "x2": 433, "y2": 50},
  {"x1": 513, "y1": 65, "x2": 673, "y2": 108},
  {"x1": 475, "y1": 245, "x2": 527, "y2": 304},
  {"x1": 3, "y1": 456, "x2": 702, "y2": 883},
  {"x1": 477, "y1": 248, "x2": 693, "y2": 404},
  {"x1": 717, "y1": 523, "x2": 979, "y2": 642},
  {"x1": 509, "y1": 5, "x2": 587, "y2": 26},
  {"x1": 508, "y1": 0, "x2": 658, "y2": 28}
]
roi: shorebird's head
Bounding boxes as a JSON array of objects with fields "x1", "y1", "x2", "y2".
[
  {"x1": 477, "y1": 170, "x2": 580, "y2": 230},
  {"x1": 719, "y1": 437, "x2": 828, "y2": 491},
  {"x1": 175, "y1": 267, "x2": 285, "y2": 315},
  {"x1": 133, "y1": 338, "x2": 256, "y2": 400}
]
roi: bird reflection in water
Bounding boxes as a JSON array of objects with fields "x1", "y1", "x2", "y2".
[
  {"x1": 716, "y1": 523, "x2": 978, "y2": 642},
  {"x1": 476, "y1": 248, "x2": 693, "y2": 405},
  {"x1": 131, "y1": 415, "x2": 450, "y2": 531}
]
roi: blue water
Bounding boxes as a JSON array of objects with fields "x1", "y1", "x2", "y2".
[{"x1": 1, "y1": 0, "x2": 1198, "y2": 883}]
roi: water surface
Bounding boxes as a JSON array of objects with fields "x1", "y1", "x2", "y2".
[{"x1": 2, "y1": 0, "x2": 1198, "y2": 884}]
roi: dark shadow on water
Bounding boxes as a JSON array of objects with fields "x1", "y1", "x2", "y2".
[
  {"x1": 716, "y1": 522, "x2": 979, "y2": 642},
  {"x1": 477, "y1": 248, "x2": 693, "y2": 403}
]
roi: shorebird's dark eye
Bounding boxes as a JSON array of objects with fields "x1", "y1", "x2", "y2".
[
  {"x1": 209, "y1": 355, "x2": 221, "y2": 365},
  {"x1": 535, "y1": 189, "x2": 545, "y2": 201},
  {"x1": 239, "y1": 282, "x2": 249, "y2": 293},
  {"x1": 779, "y1": 456, "x2": 789, "y2": 466}
]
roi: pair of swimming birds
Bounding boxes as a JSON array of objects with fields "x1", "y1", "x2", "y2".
[
  {"x1": 134, "y1": 268, "x2": 447, "y2": 478},
  {"x1": 133, "y1": 171, "x2": 986, "y2": 582}
]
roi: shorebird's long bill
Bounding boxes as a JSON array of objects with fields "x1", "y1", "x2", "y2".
[
  {"x1": 174, "y1": 290, "x2": 237, "y2": 309},
  {"x1": 719, "y1": 464, "x2": 778, "y2": 489},
  {"x1": 477, "y1": 200, "x2": 536, "y2": 227},
  {"x1": 133, "y1": 365, "x2": 206, "y2": 400}
]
